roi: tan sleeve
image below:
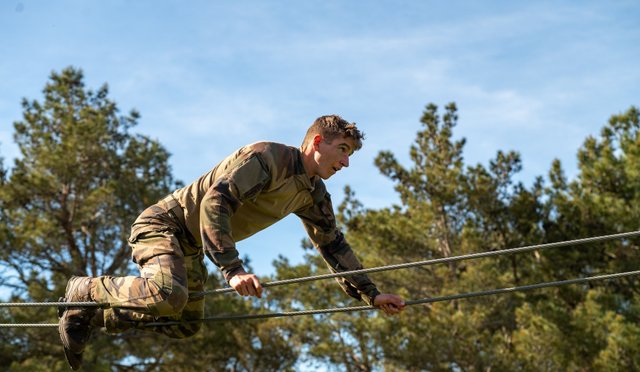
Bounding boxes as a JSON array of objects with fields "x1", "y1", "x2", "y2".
[
  {"x1": 296, "y1": 182, "x2": 380, "y2": 305},
  {"x1": 200, "y1": 153, "x2": 270, "y2": 281}
]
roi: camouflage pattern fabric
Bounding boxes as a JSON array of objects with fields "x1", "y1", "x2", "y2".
[
  {"x1": 92, "y1": 202, "x2": 207, "y2": 338},
  {"x1": 171, "y1": 141, "x2": 380, "y2": 303},
  {"x1": 87, "y1": 141, "x2": 380, "y2": 338},
  {"x1": 296, "y1": 180, "x2": 380, "y2": 305},
  {"x1": 173, "y1": 142, "x2": 314, "y2": 279}
]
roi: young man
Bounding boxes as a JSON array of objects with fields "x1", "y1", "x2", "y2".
[{"x1": 58, "y1": 115, "x2": 406, "y2": 369}]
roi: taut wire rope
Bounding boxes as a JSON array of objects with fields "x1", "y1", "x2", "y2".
[
  {"x1": 1, "y1": 230, "x2": 638, "y2": 309},
  {"x1": 2, "y1": 270, "x2": 638, "y2": 328}
]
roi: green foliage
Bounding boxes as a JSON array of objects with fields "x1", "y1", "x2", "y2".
[
  {"x1": 2, "y1": 77, "x2": 639, "y2": 370},
  {"x1": 1, "y1": 67, "x2": 177, "y2": 290},
  {"x1": 0, "y1": 67, "x2": 298, "y2": 371},
  {"x1": 268, "y1": 103, "x2": 640, "y2": 370},
  {"x1": 269, "y1": 253, "x2": 388, "y2": 371},
  {"x1": 375, "y1": 103, "x2": 466, "y2": 260},
  {"x1": 0, "y1": 66, "x2": 181, "y2": 369}
]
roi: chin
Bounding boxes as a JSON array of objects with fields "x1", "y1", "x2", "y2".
[{"x1": 320, "y1": 171, "x2": 334, "y2": 180}]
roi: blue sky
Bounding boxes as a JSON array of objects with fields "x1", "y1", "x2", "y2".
[{"x1": 1, "y1": 1, "x2": 639, "y2": 280}]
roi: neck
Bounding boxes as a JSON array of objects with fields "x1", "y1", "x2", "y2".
[{"x1": 300, "y1": 145, "x2": 317, "y2": 179}]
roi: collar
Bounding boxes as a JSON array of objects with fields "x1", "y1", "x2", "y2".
[{"x1": 293, "y1": 147, "x2": 316, "y2": 192}]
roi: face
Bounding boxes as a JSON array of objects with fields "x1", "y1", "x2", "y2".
[{"x1": 312, "y1": 135, "x2": 356, "y2": 180}]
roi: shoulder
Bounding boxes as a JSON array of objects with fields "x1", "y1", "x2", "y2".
[
  {"x1": 243, "y1": 141, "x2": 304, "y2": 176},
  {"x1": 244, "y1": 141, "x2": 297, "y2": 158}
]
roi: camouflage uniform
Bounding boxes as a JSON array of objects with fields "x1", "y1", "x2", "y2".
[{"x1": 91, "y1": 142, "x2": 380, "y2": 337}]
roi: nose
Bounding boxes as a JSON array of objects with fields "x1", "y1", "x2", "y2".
[{"x1": 340, "y1": 154, "x2": 349, "y2": 168}]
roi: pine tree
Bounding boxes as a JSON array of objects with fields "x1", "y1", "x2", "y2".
[{"x1": 0, "y1": 67, "x2": 300, "y2": 370}]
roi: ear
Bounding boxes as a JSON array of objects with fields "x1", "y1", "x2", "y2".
[{"x1": 312, "y1": 134, "x2": 323, "y2": 150}]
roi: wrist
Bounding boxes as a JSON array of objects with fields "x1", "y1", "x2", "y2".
[
  {"x1": 224, "y1": 265, "x2": 246, "y2": 283},
  {"x1": 365, "y1": 288, "x2": 381, "y2": 306}
]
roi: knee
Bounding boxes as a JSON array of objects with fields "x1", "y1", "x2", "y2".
[{"x1": 150, "y1": 282, "x2": 189, "y2": 317}]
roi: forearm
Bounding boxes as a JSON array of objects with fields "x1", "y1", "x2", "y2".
[
  {"x1": 200, "y1": 185, "x2": 245, "y2": 281},
  {"x1": 318, "y1": 233, "x2": 381, "y2": 305}
]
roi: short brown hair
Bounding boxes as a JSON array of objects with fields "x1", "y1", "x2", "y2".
[{"x1": 302, "y1": 115, "x2": 365, "y2": 151}]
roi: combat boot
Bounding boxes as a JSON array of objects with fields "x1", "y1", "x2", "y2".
[{"x1": 58, "y1": 276, "x2": 98, "y2": 370}]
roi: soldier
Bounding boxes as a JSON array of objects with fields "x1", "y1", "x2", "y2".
[{"x1": 58, "y1": 115, "x2": 406, "y2": 369}]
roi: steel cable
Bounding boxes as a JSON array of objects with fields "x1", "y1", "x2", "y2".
[
  {"x1": 0, "y1": 230, "x2": 638, "y2": 312},
  {"x1": 2, "y1": 270, "x2": 638, "y2": 328},
  {"x1": 192, "y1": 230, "x2": 640, "y2": 297}
]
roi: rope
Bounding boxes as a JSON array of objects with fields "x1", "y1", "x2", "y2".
[
  {"x1": 1, "y1": 230, "x2": 638, "y2": 309},
  {"x1": 0, "y1": 322, "x2": 58, "y2": 328},
  {"x1": 193, "y1": 229, "x2": 640, "y2": 297},
  {"x1": 2, "y1": 270, "x2": 638, "y2": 328},
  {"x1": 0, "y1": 301, "x2": 102, "y2": 309},
  {"x1": 148, "y1": 269, "x2": 640, "y2": 325}
]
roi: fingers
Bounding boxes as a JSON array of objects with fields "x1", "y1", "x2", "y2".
[
  {"x1": 230, "y1": 273, "x2": 263, "y2": 298},
  {"x1": 380, "y1": 303, "x2": 402, "y2": 315},
  {"x1": 239, "y1": 278, "x2": 261, "y2": 298},
  {"x1": 389, "y1": 295, "x2": 406, "y2": 307},
  {"x1": 374, "y1": 293, "x2": 406, "y2": 316},
  {"x1": 237, "y1": 281, "x2": 254, "y2": 296}
]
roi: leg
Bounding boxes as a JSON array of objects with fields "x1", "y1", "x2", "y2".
[
  {"x1": 59, "y1": 227, "x2": 190, "y2": 369},
  {"x1": 100, "y1": 233, "x2": 208, "y2": 338},
  {"x1": 142, "y1": 249, "x2": 208, "y2": 338}
]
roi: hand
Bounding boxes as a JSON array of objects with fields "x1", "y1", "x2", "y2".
[
  {"x1": 229, "y1": 270, "x2": 263, "y2": 298},
  {"x1": 373, "y1": 293, "x2": 406, "y2": 315}
]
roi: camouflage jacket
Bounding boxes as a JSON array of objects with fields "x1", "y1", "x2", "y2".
[{"x1": 169, "y1": 141, "x2": 380, "y2": 305}]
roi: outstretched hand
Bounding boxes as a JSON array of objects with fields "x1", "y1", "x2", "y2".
[
  {"x1": 373, "y1": 293, "x2": 406, "y2": 315},
  {"x1": 229, "y1": 270, "x2": 263, "y2": 298}
]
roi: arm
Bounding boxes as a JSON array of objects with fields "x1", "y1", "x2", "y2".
[
  {"x1": 297, "y1": 182, "x2": 406, "y2": 314},
  {"x1": 315, "y1": 232, "x2": 381, "y2": 305},
  {"x1": 296, "y1": 182, "x2": 381, "y2": 306},
  {"x1": 200, "y1": 153, "x2": 270, "y2": 293}
]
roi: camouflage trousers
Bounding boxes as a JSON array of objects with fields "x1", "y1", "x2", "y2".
[{"x1": 91, "y1": 199, "x2": 208, "y2": 339}]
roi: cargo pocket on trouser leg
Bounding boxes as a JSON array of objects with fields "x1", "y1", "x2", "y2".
[
  {"x1": 141, "y1": 254, "x2": 189, "y2": 317},
  {"x1": 101, "y1": 254, "x2": 189, "y2": 335},
  {"x1": 100, "y1": 227, "x2": 189, "y2": 334},
  {"x1": 155, "y1": 247, "x2": 208, "y2": 339}
]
